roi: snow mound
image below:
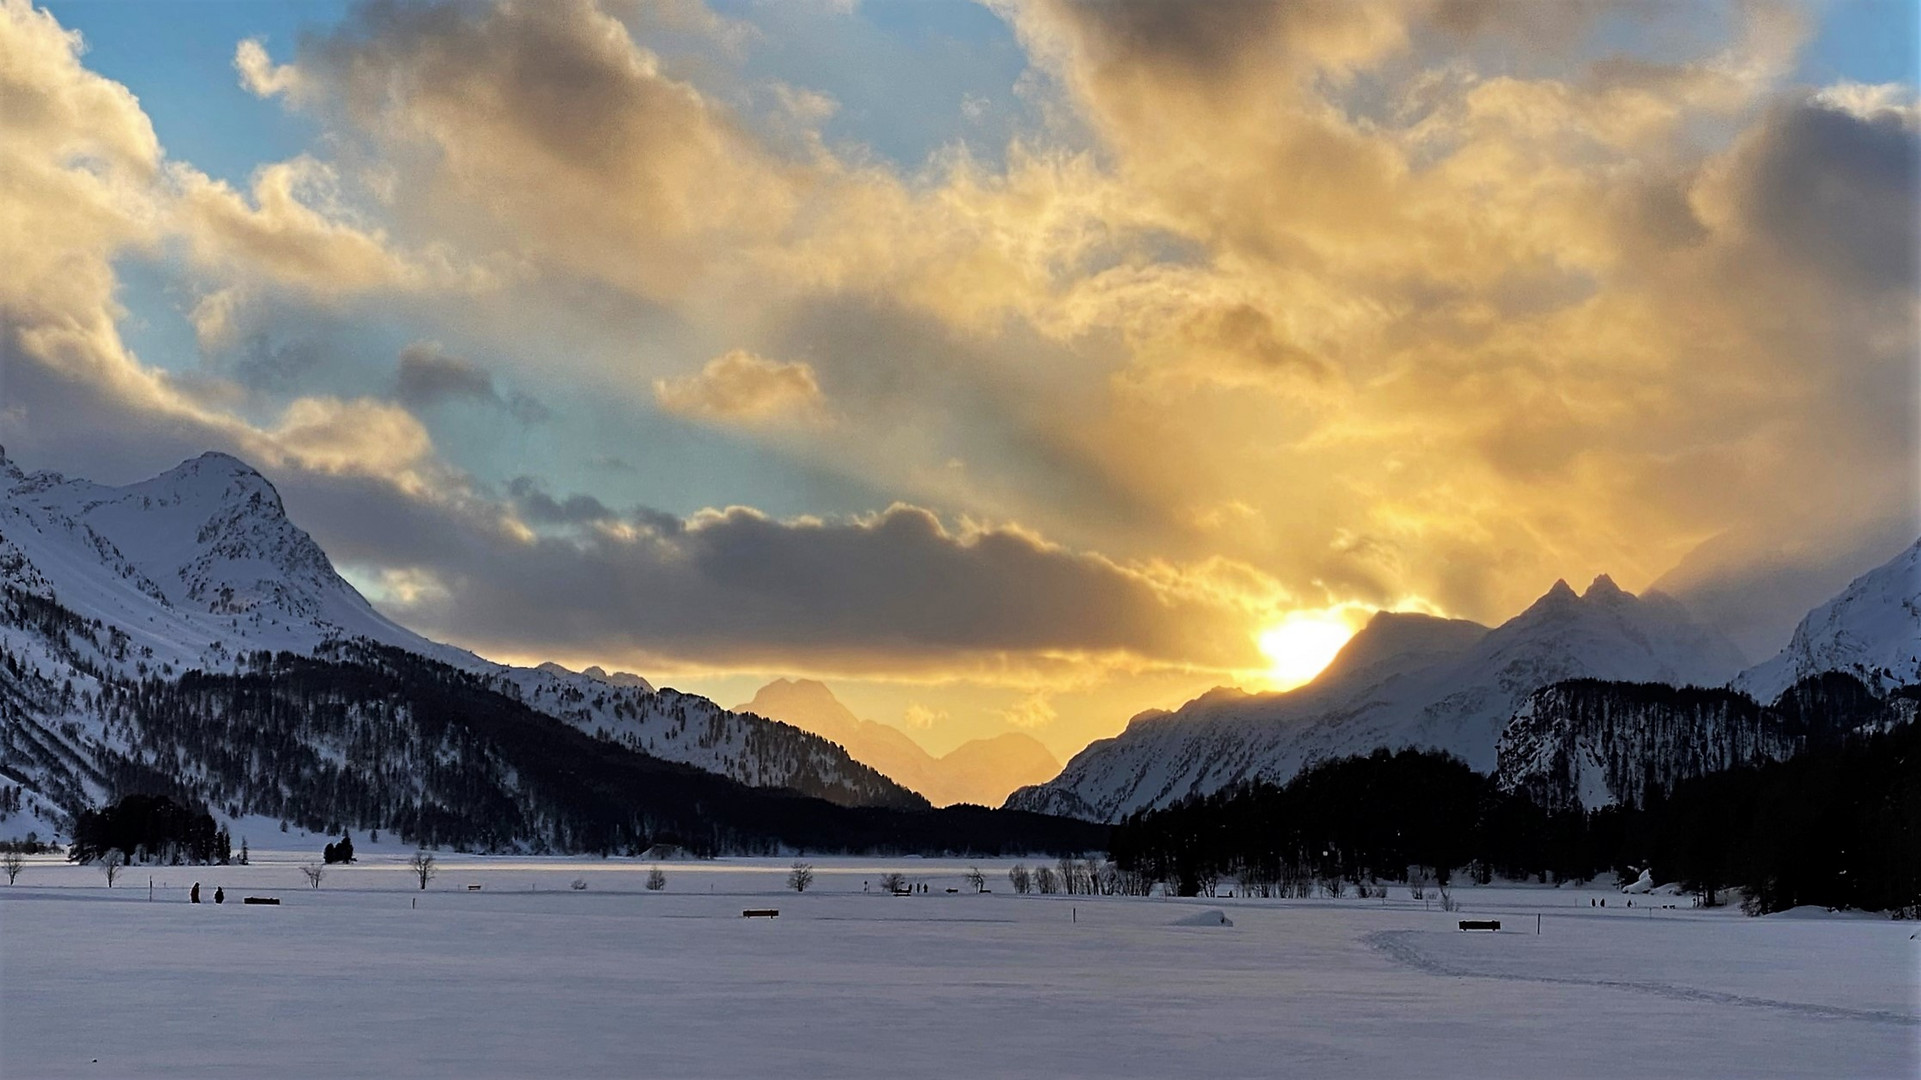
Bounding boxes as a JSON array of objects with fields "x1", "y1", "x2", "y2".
[{"x1": 1171, "y1": 909, "x2": 1234, "y2": 927}]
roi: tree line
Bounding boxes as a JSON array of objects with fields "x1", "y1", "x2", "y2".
[{"x1": 1110, "y1": 717, "x2": 1920, "y2": 916}]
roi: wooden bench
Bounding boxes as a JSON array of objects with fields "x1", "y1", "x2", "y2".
[
  {"x1": 1458, "y1": 919, "x2": 1500, "y2": 931},
  {"x1": 242, "y1": 897, "x2": 279, "y2": 905},
  {"x1": 742, "y1": 909, "x2": 779, "y2": 918}
]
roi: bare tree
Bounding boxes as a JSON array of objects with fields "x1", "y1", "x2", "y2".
[
  {"x1": 1036, "y1": 865, "x2": 1060, "y2": 894},
  {"x1": 786, "y1": 861, "x2": 815, "y2": 892},
  {"x1": 1116, "y1": 867, "x2": 1155, "y2": 896},
  {"x1": 100, "y1": 850, "x2": 125, "y2": 888},
  {"x1": 1438, "y1": 883, "x2": 1459, "y2": 912},
  {"x1": 963, "y1": 866, "x2": 987, "y2": 893},
  {"x1": 645, "y1": 865, "x2": 667, "y2": 891},
  {"x1": 879, "y1": 871, "x2": 907, "y2": 893},
  {"x1": 1083, "y1": 857, "x2": 1107, "y2": 895},
  {"x1": 408, "y1": 850, "x2": 437, "y2": 890},
  {"x1": 1007, "y1": 864, "x2": 1032, "y2": 894},
  {"x1": 2, "y1": 849, "x2": 23, "y2": 884},
  {"x1": 300, "y1": 863, "x2": 325, "y2": 889}
]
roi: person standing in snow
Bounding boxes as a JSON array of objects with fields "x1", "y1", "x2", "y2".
[
  {"x1": 214, "y1": 886, "x2": 224, "y2": 904},
  {"x1": 191, "y1": 882, "x2": 201, "y2": 903}
]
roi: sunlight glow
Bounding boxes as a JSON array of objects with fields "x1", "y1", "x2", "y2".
[{"x1": 1256, "y1": 610, "x2": 1360, "y2": 691}]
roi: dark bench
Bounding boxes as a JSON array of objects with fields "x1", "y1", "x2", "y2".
[
  {"x1": 742, "y1": 909, "x2": 779, "y2": 918},
  {"x1": 1458, "y1": 919, "x2": 1500, "y2": 931},
  {"x1": 242, "y1": 897, "x2": 280, "y2": 905}
]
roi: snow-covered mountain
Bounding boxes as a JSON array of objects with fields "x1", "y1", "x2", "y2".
[
  {"x1": 1734, "y1": 539, "x2": 1920, "y2": 702},
  {"x1": 1005, "y1": 577, "x2": 1748, "y2": 822},
  {"x1": 0, "y1": 449, "x2": 919, "y2": 836},
  {"x1": 737, "y1": 679, "x2": 1060, "y2": 807},
  {"x1": 1491, "y1": 539, "x2": 1921, "y2": 812}
]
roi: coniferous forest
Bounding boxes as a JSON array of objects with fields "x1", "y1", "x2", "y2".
[
  {"x1": 68, "y1": 792, "x2": 230, "y2": 866},
  {"x1": 1110, "y1": 717, "x2": 1920, "y2": 915}
]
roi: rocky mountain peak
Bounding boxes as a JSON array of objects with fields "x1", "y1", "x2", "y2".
[{"x1": 1583, "y1": 573, "x2": 1626, "y2": 601}]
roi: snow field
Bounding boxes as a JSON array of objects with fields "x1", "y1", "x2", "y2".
[{"x1": 3, "y1": 853, "x2": 1915, "y2": 1079}]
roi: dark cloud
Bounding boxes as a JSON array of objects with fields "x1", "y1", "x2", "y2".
[
  {"x1": 396, "y1": 342, "x2": 495, "y2": 405},
  {"x1": 395, "y1": 341, "x2": 547, "y2": 421},
  {"x1": 230, "y1": 334, "x2": 325, "y2": 392},
  {"x1": 506, "y1": 475, "x2": 618, "y2": 525},
  {"x1": 1034, "y1": 0, "x2": 1379, "y2": 86},
  {"x1": 351, "y1": 498, "x2": 1259, "y2": 670},
  {"x1": 1722, "y1": 98, "x2": 1920, "y2": 291}
]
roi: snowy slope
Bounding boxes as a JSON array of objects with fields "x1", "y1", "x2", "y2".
[
  {"x1": 0, "y1": 449, "x2": 918, "y2": 833},
  {"x1": 1006, "y1": 578, "x2": 1748, "y2": 822},
  {"x1": 1734, "y1": 539, "x2": 1921, "y2": 702}
]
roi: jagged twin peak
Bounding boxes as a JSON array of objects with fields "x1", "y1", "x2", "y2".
[
  {"x1": 1004, "y1": 573, "x2": 1749, "y2": 822},
  {"x1": 0, "y1": 450, "x2": 917, "y2": 813},
  {"x1": 1493, "y1": 537, "x2": 1921, "y2": 815}
]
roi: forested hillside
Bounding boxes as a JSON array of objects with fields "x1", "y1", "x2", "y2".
[{"x1": 53, "y1": 640, "x2": 1103, "y2": 857}]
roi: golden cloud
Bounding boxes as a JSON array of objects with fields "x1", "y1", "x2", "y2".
[
  {"x1": 3, "y1": 0, "x2": 1913, "y2": 701},
  {"x1": 654, "y1": 349, "x2": 828, "y2": 426}
]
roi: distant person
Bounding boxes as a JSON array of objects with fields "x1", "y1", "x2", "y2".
[
  {"x1": 214, "y1": 887, "x2": 225, "y2": 904},
  {"x1": 191, "y1": 882, "x2": 201, "y2": 903}
]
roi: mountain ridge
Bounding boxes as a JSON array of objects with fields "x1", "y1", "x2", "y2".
[
  {"x1": 0, "y1": 449, "x2": 923, "y2": 836},
  {"x1": 1007, "y1": 572, "x2": 1755, "y2": 822}
]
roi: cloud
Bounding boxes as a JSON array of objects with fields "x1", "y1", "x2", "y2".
[
  {"x1": 653, "y1": 349, "x2": 827, "y2": 425},
  {"x1": 1694, "y1": 93, "x2": 1919, "y2": 290},
  {"x1": 395, "y1": 342, "x2": 548, "y2": 422},
  {"x1": 997, "y1": 691, "x2": 1056, "y2": 730},
  {"x1": 174, "y1": 157, "x2": 421, "y2": 294},
  {"x1": 244, "y1": 0, "x2": 812, "y2": 303},
  {"x1": 3, "y1": 0, "x2": 1916, "y2": 700},
  {"x1": 234, "y1": 37, "x2": 300, "y2": 98},
  {"x1": 327, "y1": 490, "x2": 1267, "y2": 675},
  {"x1": 505, "y1": 475, "x2": 619, "y2": 526},
  {"x1": 901, "y1": 703, "x2": 945, "y2": 729}
]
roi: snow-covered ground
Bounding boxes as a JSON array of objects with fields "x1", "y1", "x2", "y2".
[{"x1": 2, "y1": 853, "x2": 1915, "y2": 1079}]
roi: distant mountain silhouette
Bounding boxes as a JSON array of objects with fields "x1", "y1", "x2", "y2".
[{"x1": 737, "y1": 679, "x2": 1060, "y2": 807}]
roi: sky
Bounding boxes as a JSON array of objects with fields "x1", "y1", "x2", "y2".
[{"x1": 2, "y1": 0, "x2": 1916, "y2": 760}]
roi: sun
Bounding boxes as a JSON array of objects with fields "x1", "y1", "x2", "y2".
[{"x1": 1256, "y1": 610, "x2": 1359, "y2": 691}]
